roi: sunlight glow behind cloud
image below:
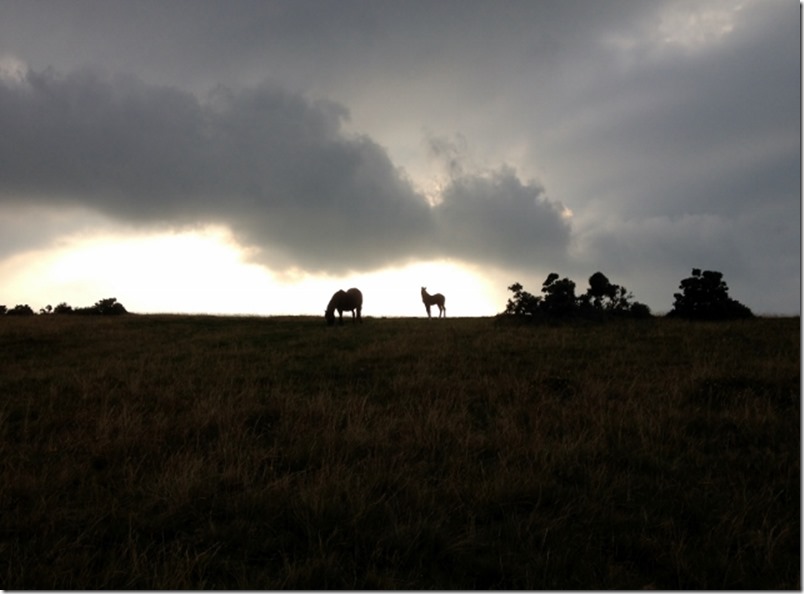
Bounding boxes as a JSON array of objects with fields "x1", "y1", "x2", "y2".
[
  {"x1": 0, "y1": 1, "x2": 797, "y2": 316},
  {"x1": 658, "y1": 1, "x2": 742, "y2": 51},
  {"x1": 0, "y1": 53, "x2": 26, "y2": 83},
  {"x1": 0, "y1": 227, "x2": 504, "y2": 317}
]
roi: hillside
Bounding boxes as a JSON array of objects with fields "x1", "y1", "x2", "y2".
[{"x1": 1, "y1": 314, "x2": 799, "y2": 588}]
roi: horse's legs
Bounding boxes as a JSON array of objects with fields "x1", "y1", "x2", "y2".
[
  {"x1": 356, "y1": 306, "x2": 362, "y2": 323},
  {"x1": 440, "y1": 304, "x2": 446, "y2": 318},
  {"x1": 425, "y1": 304, "x2": 431, "y2": 318}
]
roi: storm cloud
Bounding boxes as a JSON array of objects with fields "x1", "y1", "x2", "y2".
[
  {"x1": 0, "y1": 67, "x2": 569, "y2": 272},
  {"x1": 0, "y1": 0, "x2": 798, "y2": 314}
]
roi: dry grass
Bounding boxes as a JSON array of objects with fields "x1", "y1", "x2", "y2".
[{"x1": 1, "y1": 314, "x2": 799, "y2": 588}]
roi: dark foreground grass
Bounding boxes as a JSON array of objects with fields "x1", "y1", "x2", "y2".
[{"x1": 1, "y1": 314, "x2": 799, "y2": 588}]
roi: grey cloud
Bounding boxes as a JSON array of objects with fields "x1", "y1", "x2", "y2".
[
  {"x1": 541, "y1": 0, "x2": 799, "y2": 220},
  {"x1": 572, "y1": 203, "x2": 800, "y2": 314},
  {"x1": 0, "y1": 1, "x2": 634, "y2": 93},
  {"x1": 435, "y1": 167, "x2": 571, "y2": 268},
  {"x1": 0, "y1": 205, "x2": 115, "y2": 260},
  {"x1": 0, "y1": 0, "x2": 797, "y2": 314},
  {"x1": 0, "y1": 68, "x2": 208, "y2": 216},
  {"x1": 512, "y1": 1, "x2": 801, "y2": 316},
  {"x1": 0, "y1": 66, "x2": 569, "y2": 273},
  {"x1": 425, "y1": 134, "x2": 571, "y2": 267},
  {"x1": 426, "y1": 133, "x2": 470, "y2": 180}
]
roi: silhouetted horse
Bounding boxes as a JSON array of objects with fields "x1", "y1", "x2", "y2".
[
  {"x1": 421, "y1": 287, "x2": 446, "y2": 318},
  {"x1": 325, "y1": 288, "x2": 363, "y2": 325}
]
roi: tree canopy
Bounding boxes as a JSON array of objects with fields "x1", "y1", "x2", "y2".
[
  {"x1": 503, "y1": 271, "x2": 651, "y2": 321},
  {"x1": 2, "y1": 298, "x2": 128, "y2": 316},
  {"x1": 667, "y1": 269, "x2": 753, "y2": 320}
]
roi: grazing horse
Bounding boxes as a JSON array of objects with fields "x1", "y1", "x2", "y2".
[
  {"x1": 421, "y1": 287, "x2": 446, "y2": 318},
  {"x1": 325, "y1": 288, "x2": 363, "y2": 325}
]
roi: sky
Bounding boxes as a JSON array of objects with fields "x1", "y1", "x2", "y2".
[{"x1": 0, "y1": 0, "x2": 799, "y2": 317}]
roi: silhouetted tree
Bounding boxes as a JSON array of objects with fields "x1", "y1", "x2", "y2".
[
  {"x1": 579, "y1": 271, "x2": 651, "y2": 318},
  {"x1": 7, "y1": 304, "x2": 35, "y2": 316},
  {"x1": 0, "y1": 305, "x2": 6, "y2": 315},
  {"x1": 504, "y1": 282, "x2": 541, "y2": 316},
  {"x1": 668, "y1": 269, "x2": 753, "y2": 320},
  {"x1": 93, "y1": 297, "x2": 128, "y2": 315},
  {"x1": 585, "y1": 271, "x2": 619, "y2": 308},
  {"x1": 46, "y1": 298, "x2": 129, "y2": 315},
  {"x1": 628, "y1": 302, "x2": 652, "y2": 319},
  {"x1": 74, "y1": 297, "x2": 128, "y2": 315},
  {"x1": 54, "y1": 303, "x2": 73, "y2": 314},
  {"x1": 541, "y1": 273, "x2": 577, "y2": 317},
  {"x1": 503, "y1": 271, "x2": 651, "y2": 321}
]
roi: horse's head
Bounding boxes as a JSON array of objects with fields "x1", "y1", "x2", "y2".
[{"x1": 325, "y1": 308, "x2": 335, "y2": 325}]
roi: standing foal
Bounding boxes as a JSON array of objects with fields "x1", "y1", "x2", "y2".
[{"x1": 421, "y1": 287, "x2": 446, "y2": 318}]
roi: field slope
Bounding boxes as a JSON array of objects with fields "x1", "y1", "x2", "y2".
[{"x1": 1, "y1": 314, "x2": 799, "y2": 588}]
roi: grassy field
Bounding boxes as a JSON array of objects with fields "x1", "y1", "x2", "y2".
[{"x1": 0, "y1": 314, "x2": 799, "y2": 588}]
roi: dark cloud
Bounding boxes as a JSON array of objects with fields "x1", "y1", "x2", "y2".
[
  {"x1": 531, "y1": 1, "x2": 799, "y2": 218},
  {"x1": 424, "y1": 134, "x2": 571, "y2": 268},
  {"x1": 571, "y1": 202, "x2": 801, "y2": 315},
  {"x1": 435, "y1": 167, "x2": 570, "y2": 268},
  {"x1": 0, "y1": 205, "x2": 113, "y2": 260},
  {"x1": 0, "y1": 0, "x2": 798, "y2": 314},
  {"x1": 0, "y1": 1, "x2": 635, "y2": 95},
  {"x1": 0, "y1": 68, "x2": 207, "y2": 216},
  {"x1": 0, "y1": 66, "x2": 569, "y2": 273}
]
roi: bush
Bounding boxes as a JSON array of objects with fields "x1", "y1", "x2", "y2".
[
  {"x1": 503, "y1": 272, "x2": 651, "y2": 321},
  {"x1": 93, "y1": 297, "x2": 128, "y2": 315},
  {"x1": 54, "y1": 303, "x2": 74, "y2": 314},
  {"x1": 72, "y1": 298, "x2": 129, "y2": 315},
  {"x1": 504, "y1": 283, "x2": 541, "y2": 316},
  {"x1": 541, "y1": 273, "x2": 577, "y2": 317},
  {"x1": 668, "y1": 269, "x2": 753, "y2": 320}
]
